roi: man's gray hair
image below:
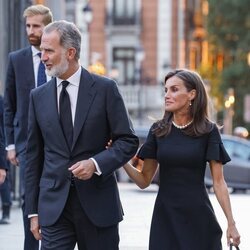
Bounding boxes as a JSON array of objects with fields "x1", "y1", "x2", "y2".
[{"x1": 44, "y1": 20, "x2": 81, "y2": 60}]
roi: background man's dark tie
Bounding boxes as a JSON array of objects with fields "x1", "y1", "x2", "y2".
[
  {"x1": 37, "y1": 52, "x2": 47, "y2": 86},
  {"x1": 59, "y1": 81, "x2": 73, "y2": 148}
]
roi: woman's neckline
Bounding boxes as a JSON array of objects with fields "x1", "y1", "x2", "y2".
[{"x1": 172, "y1": 120, "x2": 193, "y2": 129}]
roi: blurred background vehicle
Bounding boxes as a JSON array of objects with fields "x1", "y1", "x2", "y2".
[
  {"x1": 233, "y1": 126, "x2": 249, "y2": 138},
  {"x1": 205, "y1": 134, "x2": 250, "y2": 193}
]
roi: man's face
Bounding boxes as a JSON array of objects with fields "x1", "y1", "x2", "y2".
[
  {"x1": 26, "y1": 14, "x2": 46, "y2": 47},
  {"x1": 40, "y1": 30, "x2": 69, "y2": 78}
]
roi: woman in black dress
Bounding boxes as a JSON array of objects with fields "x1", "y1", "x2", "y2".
[{"x1": 123, "y1": 69, "x2": 240, "y2": 249}]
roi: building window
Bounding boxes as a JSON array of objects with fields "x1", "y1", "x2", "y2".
[
  {"x1": 113, "y1": 0, "x2": 136, "y2": 25},
  {"x1": 113, "y1": 48, "x2": 135, "y2": 85}
]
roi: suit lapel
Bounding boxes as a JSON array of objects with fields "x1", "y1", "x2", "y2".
[
  {"x1": 72, "y1": 68, "x2": 96, "y2": 150},
  {"x1": 45, "y1": 78, "x2": 70, "y2": 152},
  {"x1": 22, "y1": 47, "x2": 35, "y2": 89}
]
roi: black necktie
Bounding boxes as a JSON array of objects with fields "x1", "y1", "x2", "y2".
[
  {"x1": 37, "y1": 52, "x2": 47, "y2": 86},
  {"x1": 59, "y1": 81, "x2": 73, "y2": 148}
]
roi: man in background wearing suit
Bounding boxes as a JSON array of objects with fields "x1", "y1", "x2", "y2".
[
  {"x1": 4, "y1": 5, "x2": 53, "y2": 249},
  {"x1": 25, "y1": 20, "x2": 139, "y2": 250},
  {"x1": 0, "y1": 95, "x2": 12, "y2": 224},
  {"x1": 0, "y1": 96, "x2": 7, "y2": 185}
]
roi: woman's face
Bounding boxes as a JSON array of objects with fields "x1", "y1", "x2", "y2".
[{"x1": 164, "y1": 76, "x2": 195, "y2": 114}]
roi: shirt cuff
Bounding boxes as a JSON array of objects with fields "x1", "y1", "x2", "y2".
[
  {"x1": 28, "y1": 214, "x2": 38, "y2": 218},
  {"x1": 5, "y1": 144, "x2": 15, "y2": 151},
  {"x1": 90, "y1": 158, "x2": 102, "y2": 176}
]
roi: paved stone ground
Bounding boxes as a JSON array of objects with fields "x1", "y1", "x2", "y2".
[{"x1": 0, "y1": 183, "x2": 249, "y2": 250}]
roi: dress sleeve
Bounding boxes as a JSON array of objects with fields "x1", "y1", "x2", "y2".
[
  {"x1": 206, "y1": 125, "x2": 231, "y2": 164},
  {"x1": 137, "y1": 125, "x2": 157, "y2": 160}
]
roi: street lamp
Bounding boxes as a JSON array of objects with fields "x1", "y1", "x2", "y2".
[
  {"x1": 135, "y1": 44, "x2": 145, "y2": 86},
  {"x1": 109, "y1": 66, "x2": 119, "y2": 80},
  {"x1": 80, "y1": 2, "x2": 93, "y2": 67},
  {"x1": 135, "y1": 44, "x2": 145, "y2": 125},
  {"x1": 135, "y1": 45, "x2": 145, "y2": 65},
  {"x1": 82, "y1": 2, "x2": 93, "y2": 28}
]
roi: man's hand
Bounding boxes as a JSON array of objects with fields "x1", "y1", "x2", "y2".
[
  {"x1": 7, "y1": 149, "x2": 19, "y2": 166},
  {"x1": 30, "y1": 216, "x2": 42, "y2": 240},
  {"x1": 0, "y1": 169, "x2": 6, "y2": 184},
  {"x1": 69, "y1": 159, "x2": 96, "y2": 180}
]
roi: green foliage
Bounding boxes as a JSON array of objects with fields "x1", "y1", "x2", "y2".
[
  {"x1": 207, "y1": 0, "x2": 250, "y2": 129},
  {"x1": 222, "y1": 62, "x2": 250, "y2": 130},
  {"x1": 208, "y1": 0, "x2": 250, "y2": 52},
  {"x1": 198, "y1": 64, "x2": 222, "y2": 107},
  {"x1": 198, "y1": 64, "x2": 224, "y2": 124}
]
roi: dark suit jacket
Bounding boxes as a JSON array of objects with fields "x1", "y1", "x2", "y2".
[
  {"x1": 25, "y1": 68, "x2": 139, "y2": 227},
  {"x1": 4, "y1": 46, "x2": 35, "y2": 155},
  {"x1": 0, "y1": 96, "x2": 7, "y2": 170}
]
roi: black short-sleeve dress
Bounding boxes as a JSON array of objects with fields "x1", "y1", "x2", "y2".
[{"x1": 138, "y1": 123, "x2": 230, "y2": 250}]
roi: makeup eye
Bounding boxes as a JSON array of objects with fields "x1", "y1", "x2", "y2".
[{"x1": 171, "y1": 87, "x2": 178, "y2": 92}]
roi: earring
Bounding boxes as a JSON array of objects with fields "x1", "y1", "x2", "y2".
[{"x1": 189, "y1": 101, "x2": 192, "y2": 106}]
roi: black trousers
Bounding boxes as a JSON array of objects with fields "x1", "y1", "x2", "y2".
[
  {"x1": 41, "y1": 186, "x2": 119, "y2": 250},
  {"x1": 19, "y1": 153, "x2": 39, "y2": 250}
]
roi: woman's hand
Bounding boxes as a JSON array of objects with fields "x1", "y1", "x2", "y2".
[
  {"x1": 227, "y1": 223, "x2": 240, "y2": 248},
  {"x1": 210, "y1": 160, "x2": 241, "y2": 248},
  {"x1": 106, "y1": 139, "x2": 112, "y2": 149}
]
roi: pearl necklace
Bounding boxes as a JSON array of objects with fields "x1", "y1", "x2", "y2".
[{"x1": 172, "y1": 120, "x2": 193, "y2": 129}]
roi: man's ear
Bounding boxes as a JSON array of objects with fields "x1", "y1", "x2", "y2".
[{"x1": 67, "y1": 47, "x2": 76, "y2": 60}]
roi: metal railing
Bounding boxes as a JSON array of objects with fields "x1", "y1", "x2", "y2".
[{"x1": 118, "y1": 85, "x2": 164, "y2": 111}]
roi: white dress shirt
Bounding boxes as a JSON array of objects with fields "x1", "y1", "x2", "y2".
[
  {"x1": 31, "y1": 46, "x2": 51, "y2": 87},
  {"x1": 56, "y1": 66, "x2": 101, "y2": 175}
]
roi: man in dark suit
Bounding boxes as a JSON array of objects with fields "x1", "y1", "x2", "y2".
[
  {"x1": 25, "y1": 20, "x2": 139, "y2": 250},
  {"x1": 0, "y1": 96, "x2": 8, "y2": 185},
  {"x1": 4, "y1": 4, "x2": 53, "y2": 249},
  {"x1": 0, "y1": 95, "x2": 12, "y2": 224}
]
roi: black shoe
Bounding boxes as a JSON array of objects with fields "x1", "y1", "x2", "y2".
[{"x1": 0, "y1": 204, "x2": 11, "y2": 225}]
